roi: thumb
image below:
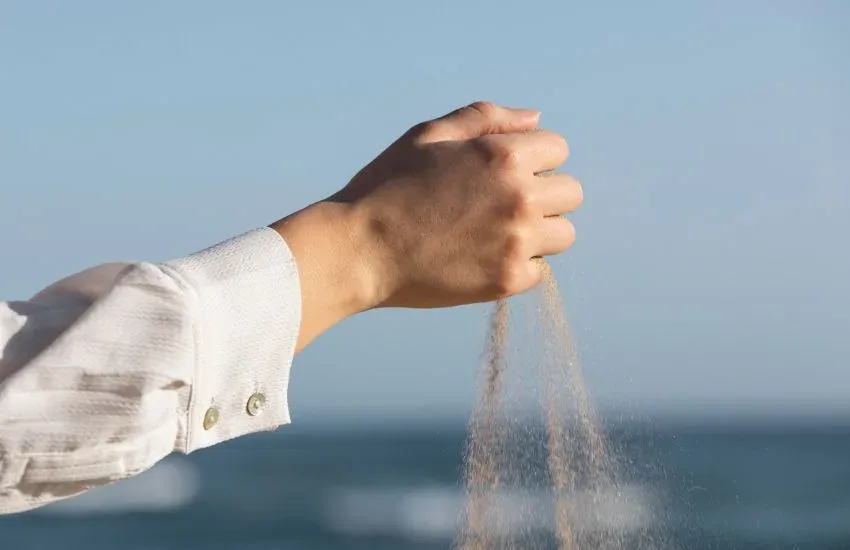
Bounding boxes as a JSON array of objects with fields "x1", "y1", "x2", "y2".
[{"x1": 417, "y1": 101, "x2": 540, "y2": 143}]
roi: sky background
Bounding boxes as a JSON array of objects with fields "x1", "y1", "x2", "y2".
[{"x1": 2, "y1": 0, "x2": 848, "y2": 423}]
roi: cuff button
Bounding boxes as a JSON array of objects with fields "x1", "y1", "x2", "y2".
[
  {"x1": 246, "y1": 392, "x2": 267, "y2": 417},
  {"x1": 203, "y1": 407, "x2": 220, "y2": 430}
]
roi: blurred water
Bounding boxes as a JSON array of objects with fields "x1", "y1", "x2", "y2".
[{"x1": 2, "y1": 419, "x2": 850, "y2": 549}]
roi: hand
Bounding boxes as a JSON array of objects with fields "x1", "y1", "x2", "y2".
[
  {"x1": 272, "y1": 102, "x2": 583, "y2": 349},
  {"x1": 337, "y1": 101, "x2": 581, "y2": 309}
]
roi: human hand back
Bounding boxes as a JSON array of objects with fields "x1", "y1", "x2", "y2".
[
  {"x1": 337, "y1": 101, "x2": 583, "y2": 309},
  {"x1": 273, "y1": 101, "x2": 583, "y2": 349}
]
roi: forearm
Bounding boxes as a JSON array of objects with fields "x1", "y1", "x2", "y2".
[{"x1": 0, "y1": 228, "x2": 299, "y2": 514}]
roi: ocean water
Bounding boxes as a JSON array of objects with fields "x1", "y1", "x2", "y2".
[{"x1": 2, "y1": 419, "x2": 850, "y2": 550}]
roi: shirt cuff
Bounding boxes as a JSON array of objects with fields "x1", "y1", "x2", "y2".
[{"x1": 161, "y1": 227, "x2": 301, "y2": 453}]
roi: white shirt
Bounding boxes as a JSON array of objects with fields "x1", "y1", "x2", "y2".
[{"x1": 0, "y1": 228, "x2": 300, "y2": 515}]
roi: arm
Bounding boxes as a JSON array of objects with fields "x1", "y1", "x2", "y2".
[
  {"x1": 0, "y1": 101, "x2": 583, "y2": 514},
  {"x1": 0, "y1": 229, "x2": 299, "y2": 514}
]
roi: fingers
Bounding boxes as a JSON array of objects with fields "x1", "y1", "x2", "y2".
[
  {"x1": 411, "y1": 103, "x2": 569, "y2": 177},
  {"x1": 494, "y1": 129, "x2": 570, "y2": 173},
  {"x1": 497, "y1": 224, "x2": 570, "y2": 298},
  {"x1": 535, "y1": 172, "x2": 583, "y2": 216},
  {"x1": 502, "y1": 257, "x2": 547, "y2": 298},
  {"x1": 536, "y1": 216, "x2": 576, "y2": 256},
  {"x1": 413, "y1": 101, "x2": 540, "y2": 143}
]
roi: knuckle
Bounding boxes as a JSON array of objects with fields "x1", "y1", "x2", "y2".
[
  {"x1": 530, "y1": 261, "x2": 545, "y2": 286},
  {"x1": 500, "y1": 147, "x2": 522, "y2": 170},
  {"x1": 504, "y1": 225, "x2": 528, "y2": 256},
  {"x1": 493, "y1": 261, "x2": 527, "y2": 297},
  {"x1": 552, "y1": 219, "x2": 577, "y2": 253},
  {"x1": 504, "y1": 186, "x2": 535, "y2": 219},
  {"x1": 467, "y1": 100, "x2": 498, "y2": 119},
  {"x1": 475, "y1": 136, "x2": 521, "y2": 170},
  {"x1": 408, "y1": 120, "x2": 442, "y2": 142},
  {"x1": 554, "y1": 133, "x2": 570, "y2": 159},
  {"x1": 491, "y1": 225, "x2": 532, "y2": 296},
  {"x1": 540, "y1": 130, "x2": 569, "y2": 163}
]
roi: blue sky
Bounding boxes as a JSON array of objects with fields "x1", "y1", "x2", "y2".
[{"x1": 2, "y1": 1, "x2": 848, "y2": 421}]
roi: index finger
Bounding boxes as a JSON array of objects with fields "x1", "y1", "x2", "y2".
[{"x1": 506, "y1": 129, "x2": 570, "y2": 173}]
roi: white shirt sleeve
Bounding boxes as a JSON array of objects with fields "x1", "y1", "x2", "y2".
[{"x1": 0, "y1": 227, "x2": 301, "y2": 515}]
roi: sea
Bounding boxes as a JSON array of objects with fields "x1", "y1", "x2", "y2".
[{"x1": 2, "y1": 418, "x2": 849, "y2": 550}]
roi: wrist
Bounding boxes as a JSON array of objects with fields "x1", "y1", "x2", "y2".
[{"x1": 270, "y1": 199, "x2": 384, "y2": 350}]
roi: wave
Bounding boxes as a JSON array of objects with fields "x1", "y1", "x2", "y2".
[
  {"x1": 323, "y1": 483, "x2": 656, "y2": 540},
  {"x1": 37, "y1": 457, "x2": 200, "y2": 516}
]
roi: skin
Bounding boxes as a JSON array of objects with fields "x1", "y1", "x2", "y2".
[{"x1": 271, "y1": 102, "x2": 583, "y2": 352}]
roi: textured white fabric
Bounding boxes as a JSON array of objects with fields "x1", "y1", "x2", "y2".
[{"x1": 0, "y1": 227, "x2": 300, "y2": 514}]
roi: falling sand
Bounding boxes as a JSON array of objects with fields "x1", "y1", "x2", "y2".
[{"x1": 455, "y1": 263, "x2": 668, "y2": 549}]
